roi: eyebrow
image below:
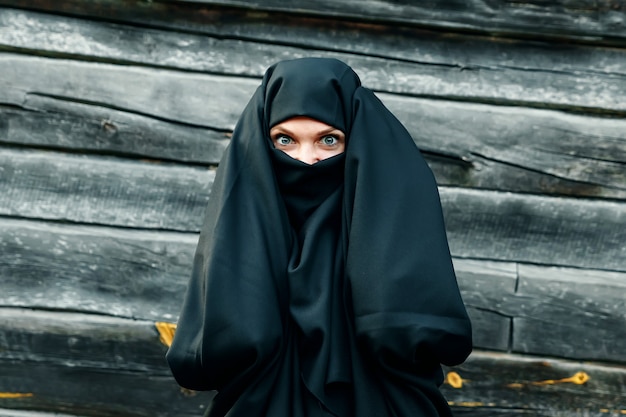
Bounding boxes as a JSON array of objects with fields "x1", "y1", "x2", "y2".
[{"x1": 270, "y1": 126, "x2": 345, "y2": 137}]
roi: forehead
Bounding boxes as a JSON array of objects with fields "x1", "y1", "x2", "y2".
[{"x1": 270, "y1": 116, "x2": 341, "y2": 133}]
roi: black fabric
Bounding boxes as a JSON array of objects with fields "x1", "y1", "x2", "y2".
[{"x1": 167, "y1": 57, "x2": 472, "y2": 417}]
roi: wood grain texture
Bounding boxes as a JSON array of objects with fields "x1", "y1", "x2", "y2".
[
  {"x1": 0, "y1": 54, "x2": 257, "y2": 129},
  {"x1": 181, "y1": 0, "x2": 626, "y2": 43},
  {"x1": 2, "y1": 333, "x2": 624, "y2": 417},
  {"x1": 512, "y1": 265, "x2": 626, "y2": 363},
  {"x1": 0, "y1": 97, "x2": 229, "y2": 164},
  {"x1": 0, "y1": 359, "x2": 214, "y2": 417},
  {"x1": 385, "y1": 97, "x2": 626, "y2": 198},
  {"x1": 0, "y1": 219, "x2": 195, "y2": 321},
  {"x1": 0, "y1": 224, "x2": 516, "y2": 352},
  {"x1": 2, "y1": 10, "x2": 626, "y2": 115},
  {"x1": 4, "y1": 99, "x2": 625, "y2": 200},
  {"x1": 0, "y1": 148, "x2": 213, "y2": 230},
  {"x1": 0, "y1": 308, "x2": 169, "y2": 371},
  {"x1": 452, "y1": 259, "x2": 516, "y2": 352},
  {"x1": 443, "y1": 351, "x2": 626, "y2": 417},
  {"x1": 4, "y1": 6, "x2": 626, "y2": 77},
  {"x1": 441, "y1": 188, "x2": 626, "y2": 272},
  {"x1": 0, "y1": 409, "x2": 85, "y2": 417},
  {"x1": 2, "y1": 217, "x2": 625, "y2": 360},
  {"x1": 1, "y1": 148, "x2": 624, "y2": 270},
  {"x1": 3, "y1": 0, "x2": 625, "y2": 44},
  {"x1": 2, "y1": 54, "x2": 624, "y2": 200}
]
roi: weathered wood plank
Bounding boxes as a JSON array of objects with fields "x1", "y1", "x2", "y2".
[
  {"x1": 0, "y1": 308, "x2": 169, "y2": 372},
  {"x1": 0, "y1": 5, "x2": 619, "y2": 78},
  {"x1": 1, "y1": 306, "x2": 624, "y2": 415},
  {"x1": 5, "y1": 5, "x2": 626, "y2": 78},
  {"x1": 0, "y1": 271, "x2": 510, "y2": 374},
  {"x1": 0, "y1": 219, "x2": 513, "y2": 349},
  {"x1": 179, "y1": 0, "x2": 626, "y2": 44},
  {"x1": 2, "y1": 12, "x2": 626, "y2": 115},
  {"x1": 2, "y1": 216, "x2": 625, "y2": 360},
  {"x1": 2, "y1": 341, "x2": 624, "y2": 417},
  {"x1": 0, "y1": 359, "x2": 213, "y2": 417},
  {"x1": 0, "y1": 409, "x2": 84, "y2": 417},
  {"x1": 512, "y1": 265, "x2": 626, "y2": 363},
  {"x1": 441, "y1": 188, "x2": 626, "y2": 272},
  {"x1": 385, "y1": 97, "x2": 626, "y2": 198},
  {"x1": 3, "y1": 0, "x2": 625, "y2": 44},
  {"x1": 443, "y1": 351, "x2": 626, "y2": 417},
  {"x1": 0, "y1": 54, "x2": 257, "y2": 129},
  {"x1": 4, "y1": 99, "x2": 624, "y2": 200},
  {"x1": 2, "y1": 57, "x2": 625, "y2": 199},
  {"x1": 452, "y1": 259, "x2": 516, "y2": 352},
  {"x1": 0, "y1": 219, "x2": 195, "y2": 321},
  {"x1": 1, "y1": 149, "x2": 625, "y2": 270},
  {"x1": 0, "y1": 148, "x2": 213, "y2": 230},
  {"x1": 0, "y1": 99, "x2": 229, "y2": 164}
]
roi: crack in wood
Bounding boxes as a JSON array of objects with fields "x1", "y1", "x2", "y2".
[
  {"x1": 23, "y1": 92, "x2": 219, "y2": 131},
  {"x1": 467, "y1": 151, "x2": 624, "y2": 191}
]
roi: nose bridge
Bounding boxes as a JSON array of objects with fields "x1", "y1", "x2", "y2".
[{"x1": 296, "y1": 139, "x2": 320, "y2": 164}]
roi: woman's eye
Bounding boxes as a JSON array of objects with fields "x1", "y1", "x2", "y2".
[
  {"x1": 275, "y1": 135, "x2": 293, "y2": 146},
  {"x1": 321, "y1": 135, "x2": 339, "y2": 146}
]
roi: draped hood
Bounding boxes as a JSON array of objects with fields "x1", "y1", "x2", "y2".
[{"x1": 167, "y1": 57, "x2": 472, "y2": 417}]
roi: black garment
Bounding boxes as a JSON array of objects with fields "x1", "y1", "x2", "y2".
[{"x1": 167, "y1": 58, "x2": 472, "y2": 417}]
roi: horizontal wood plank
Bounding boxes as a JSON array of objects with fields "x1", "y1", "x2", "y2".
[
  {"x1": 0, "y1": 308, "x2": 169, "y2": 372},
  {"x1": 0, "y1": 219, "x2": 195, "y2": 321},
  {"x1": 0, "y1": 409, "x2": 85, "y2": 417},
  {"x1": 177, "y1": 0, "x2": 626, "y2": 43},
  {"x1": 443, "y1": 351, "x2": 626, "y2": 416},
  {"x1": 2, "y1": 11, "x2": 626, "y2": 115},
  {"x1": 512, "y1": 265, "x2": 626, "y2": 363},
  {"x1": 0, "y1": 54, "x2": 257, "y2": 129},
  {"x1": 441, "y1": 188, "x2": 626, "y2": 272},
  {"x1": 1, "y1": 149, "x2": 625, "y2": 270},
  {"x1": 4, "y1": 7, "x2": 626, "y2": 79},
  {"x1": 452, "y1": 259, "x2": 516, "y2": 352},
  {"x1": 385, "y1": 96, "x2": 626, "y2": 198},
  {"x1": 1, "y1": 335, "x2": 624, "y2": 417},
  {"x1": 0, "y1": 359, "x2": 214, "y2": 417},
  {"x1": 3, "y1": 0, "x2": 625, "y2": 44},
  {"x1": 2, "y1": 56, "x2": 624, "y2": 199},
  {"x1": 0, "y1": 219, "x2": 514, "y2": 350},
  {"x1": 4, "y1": 99, "x2": 625, "y2": 200},
  {"x1": 0, "y1": 148, "x2": 213, "y2": 230},
  {"x1": 2, "y1": 217, "x2": 625, "y2": 360},
  {"x1": 0, "y1": 98, "x2": 229, "y2": 164}
]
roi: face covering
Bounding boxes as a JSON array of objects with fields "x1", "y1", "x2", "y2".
[{"x1": 167, "y1": 57, "x2": 472, "y2": 417}]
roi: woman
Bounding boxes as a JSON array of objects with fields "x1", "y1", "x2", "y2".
[{"x1": 167, "y1": 58, "x2": 472, "y2": 417}]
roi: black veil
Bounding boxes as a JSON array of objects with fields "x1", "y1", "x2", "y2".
[{"x1": 167, "y1": 58, "x2": 472, "y2": 417}]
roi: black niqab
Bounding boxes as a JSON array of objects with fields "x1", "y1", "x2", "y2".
[{"x1": 167, "y1": 58, "x2": 472, "y2": 417}]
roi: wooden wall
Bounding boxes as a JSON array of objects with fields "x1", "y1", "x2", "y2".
[{"x1": 0, "y1": 1, "x2": 625, "y2": 416}]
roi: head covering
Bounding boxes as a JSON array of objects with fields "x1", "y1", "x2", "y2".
[{"x1": 167, "y1": 58, "x2": 472, "y2": 417}]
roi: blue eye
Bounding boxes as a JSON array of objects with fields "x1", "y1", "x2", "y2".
[
  {"x1": 321, "y1": 135, "x2": 338, "y2": 146},
  {"x1": 275, "y1": 135, "x2": 293, "y2": 146}
]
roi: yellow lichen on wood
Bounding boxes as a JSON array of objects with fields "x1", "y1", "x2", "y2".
[
  {"x1": 445, "y1": 371, "x2": 465, "y2": 388},
  {"x1": 448, "y1": 401, "x2": 493, "y2": 407},
  {"x1": 507, "y1": 371, "x2": 589, "y2": 389},
  {"x1": 155, "y1": 321, "x2": 177, "y2": 347},
  {"x1": 0, "y1": 392, "x2": 34, "y2": 399},
  {"x1": 532, "y1": 371, "x2": 590, "y2": 386}
]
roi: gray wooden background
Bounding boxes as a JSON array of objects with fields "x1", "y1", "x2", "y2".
[{"x1": 0, "y1": 1, "x2": 625, "y2": 416}]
